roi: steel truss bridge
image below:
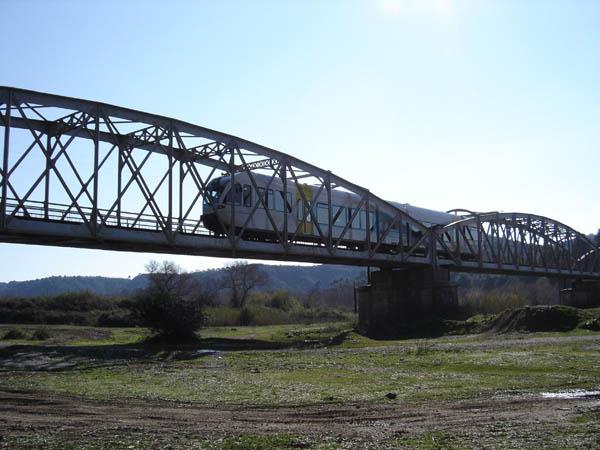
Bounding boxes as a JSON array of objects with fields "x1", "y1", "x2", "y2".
[{"x1": 1, "y1": 87, "x2": 599, "y2": 279}]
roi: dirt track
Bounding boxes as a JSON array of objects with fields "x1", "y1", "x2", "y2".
[{"x1": 1, "y1": 388, "x2": 599, "y2": 448}]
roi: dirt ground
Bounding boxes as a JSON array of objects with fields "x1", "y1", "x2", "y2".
[{"x1": 1, "y1": 388, "x2": 599, "y2": 449}]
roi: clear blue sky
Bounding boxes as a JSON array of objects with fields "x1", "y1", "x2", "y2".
[{"x1": 1, "y1": 0, "x2": 599, "y2": 281}]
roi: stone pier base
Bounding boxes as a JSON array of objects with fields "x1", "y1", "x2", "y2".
[
  {"x1": 559, "y1": 279, "x2": 600, "y2": 308},
  {"x1": 357, "y1": 267, "x2": 458, "y2": 337}
]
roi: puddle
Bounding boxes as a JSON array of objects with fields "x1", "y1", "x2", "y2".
[{"x1": 540, "y1": 389, "x2": 600, "y2": 399}]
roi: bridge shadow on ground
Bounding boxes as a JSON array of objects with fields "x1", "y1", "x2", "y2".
[{"x1": 0, "y1": 331, "x2": 352, "y2": 372}]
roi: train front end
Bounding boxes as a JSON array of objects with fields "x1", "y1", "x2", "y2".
[{"x1": 201, "y1": 177, "x2": 229, "y2": 234}]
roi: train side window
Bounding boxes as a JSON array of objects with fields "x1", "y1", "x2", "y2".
[
  {"x1": 235, "y1": 184, "x2": 242, "y2": 206},
  {"x1": 286, "y1": 192, "x2": 293, "y2": 213},
  {"x1": 348, "y1": 208, "x2": 362, "y2": 229},
  {"x1": 369, "y1": 212, "x2": 377, "y2": 231},
  {"x1": 275, "y1": 191, "x2": 285, "y2": 212},
  {"x1": 256, "y1": 188, "x2": 274, "y2": 209},
  {"x1": 227, "y1": 183, "x2": 242, "y2": 206},
  {"x1": 333, "y1": 206, "x2": 346, "y2": 227},
  {"x1": 243, "y1": 184, "x2": 252, "y2": 208},
  {"x1": 317, "y1": 202, "x2": 328, "y2": 225},
  {"x1": 257, "y1": 187, "x2": 265, "y2": 208},
  {"x1": 359, "y1": 211, "x2": 367, "y2": 230}
]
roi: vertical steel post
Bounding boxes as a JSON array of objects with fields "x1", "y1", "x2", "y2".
[
  {"x1": 429, "y1": 230, "x2": 437, "y2": 267},
  {"x1": 477, "y1": 216, "x2": 483, "y2": 267},
  {"x1": 365, "y1": 191, "x2": 371, "y2": 256},
  {"x1": 326, "y1": 172, "x2": 332, "y2": 251},
  {"x1": 375, "y1": 206, "x2": 380, "y2": 245},
  {"x1": 282, "y1": 160, "x2": 288, "y2": 249},
  {"x1": 167, "y1": 123, "x2": 173, "y2": 235},
  {"x1": 1, "y1": 90, "x2": 11, "y2": 228},
  {"x1": 44, "y1": 133, "x2": 51, "y2": 219},
  {"x1": 92, "y1": 104, "x2": 99, "y2": 236},
  {"x1": 229, "y1": 143, "x2": 236, "y2": 255},
  {"x1": 117, "y1": 146, "x2": 122, "y2": 227},
  {"x1": 455, "y1": 227, "x2": 461, "y2": 261},
  {"x1": 179, "y1": 157, "x2": 183, "y2": 233}
]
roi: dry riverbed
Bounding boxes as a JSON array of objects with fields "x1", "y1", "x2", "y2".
[{"x1": 0, "y1": 323, "x2": 599, "y2": 449}]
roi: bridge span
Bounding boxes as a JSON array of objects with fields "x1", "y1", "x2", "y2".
[{"x1": 1, "y1": 87, "x2": 599, "y2": 281}]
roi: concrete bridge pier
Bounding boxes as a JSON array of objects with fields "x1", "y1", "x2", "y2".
[
  {"x1": 357, "y1": 267, "x2": 458, "y2": 337},
  {"x1": 559, "y1": 279, "x2": 600, "y2": 308}
]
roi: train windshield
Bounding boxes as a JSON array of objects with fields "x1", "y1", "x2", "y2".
[{"x1": 204, "y1": 180, "x2": 224, "y2": 206}]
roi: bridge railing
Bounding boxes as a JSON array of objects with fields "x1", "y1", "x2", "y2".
[{"x1": 4, "y1": 198, "x2": 212, "y2": 236}]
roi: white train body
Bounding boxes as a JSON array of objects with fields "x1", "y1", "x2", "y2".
[{"x1": 201, "y1": 173, "x2": 465, "y2": 251}]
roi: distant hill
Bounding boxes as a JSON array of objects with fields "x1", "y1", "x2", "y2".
[
  {"x1": 0, "y1": 265, "x2": 366, "y2": 298},
  {"x1": 0, "y1": 264, "x2": 557, "y2": 304}
]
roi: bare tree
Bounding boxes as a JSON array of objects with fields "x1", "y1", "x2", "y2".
[
  {"x1": 302, "y1": 282, "x2": 322, "y2": 309},
  {"x1": 145, "y1": 260, "x2": 197, "y2": 299},
  {"x1": 222, "y1": 261, "x2": 268, "y2": 308}
]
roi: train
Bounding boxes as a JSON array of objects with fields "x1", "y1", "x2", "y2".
[{"x1": 201, "y1": 173, "x2": 465, "y2": 253}]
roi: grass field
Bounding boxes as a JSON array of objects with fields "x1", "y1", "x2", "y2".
[{"x1": 1, "y1": 322, "x2": 600, "y2": 449}]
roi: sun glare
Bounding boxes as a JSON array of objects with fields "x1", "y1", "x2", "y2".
[{"x1": 378, "y1": 0, "x2": 454, "y2": 18}]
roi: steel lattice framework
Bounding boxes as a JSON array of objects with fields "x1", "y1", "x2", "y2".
[{"x1": 1, "y1": 87, "x2": 599, "y2": 279}]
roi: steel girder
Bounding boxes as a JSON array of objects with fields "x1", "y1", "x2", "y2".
[
  {"x1": 1, "y1": 86, "x2": 599, "y2": 278},
  {"x1": 0, "y1": 86, "x2": 430, "y2": 267},
  {"x1": 434, "y1": 212, "x2": 600, "y2": 278}
]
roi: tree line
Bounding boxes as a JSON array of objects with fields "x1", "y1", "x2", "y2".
[{"x1": 0, "y1": 260, "x2": 359, "y2": 341}]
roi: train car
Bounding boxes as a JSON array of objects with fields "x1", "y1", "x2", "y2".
[{"x1": 201, "y1": 173, "x2": 470, "y2": 253}]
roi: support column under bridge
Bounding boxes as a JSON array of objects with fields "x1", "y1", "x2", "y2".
[{"x1": 357, "y1": 267, "x2": 458, "y2": 337}]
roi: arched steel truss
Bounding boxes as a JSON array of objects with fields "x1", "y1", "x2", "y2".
[
  {"x1": 0, "y1": 87, "x2": 598, "y2": 279},
  {"x1": 438, "y1": 212, "x2": 599, "y2": 277}
]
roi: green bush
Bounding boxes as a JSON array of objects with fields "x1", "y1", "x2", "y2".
[
  {"x1": 579, "y1": 317, "x2": 600, "y2": 331},
  {"x1": 460, "y1": 289, "x2": 530, "y2": 316},
  {"x1": 239, "y1": 305, "x2": 291, "y2": 326},
  {"x1": 0, "y1": 293, "x2": 129, "y2": 326},
  {"x1": 3, "y1": 327, "x2": 28, "y2": 340},
  {"x1": 204, "y1": 306, "x2": 241, "y2": 326},
  {"x1": 97, "y1": 311, "x2": 136, "y2": 327},
  {"x1": 31, "y1": 327, "x2": 51, "y2": 340},
  {"x1": 267, "y1": 291, "x2": 303, "y2": 312},
  {"x1": 239, "y1": 306, "x2": 254, "y2": 326},
  {"x1": 132, "y1": 292, "x2": 205, "y2": 341}
]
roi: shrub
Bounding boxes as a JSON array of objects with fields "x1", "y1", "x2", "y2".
[
  {"x1": 129, "y1": 261, "x2": 208, "y2": 342},
  {"x1": 460, "y1": 289, "x2": 530, "y2": 316},
  {"x1": 31, "y1": 327, "x2": 51, "y2": 340},
  {"x1": 579, "y1": 318, "x2": 600, "y2": 331},
  {"x1": 97, "y1": 311, "x2": 136, "y2": 327},
  {"x1": 267, "y1": 291, "x2": 302, "y2": 312},
  {"x1": 238, "y1": 305, "x2": 291, "y2": 326},
  {"x1": 3, "y1": 327, "x2": 28, "y2": 340},
  {"x1": 204, "y1": 307, "x2": 241, "y2": 326},
  {"x1": 133, "y1": 292, "x2": 205, "y2": 341},
  {"x1": 0, "y1": 293, "x2": 128, "y2": 326},
  {"x1": 239, "y1": 306, "x2": 254, "y2": 326}
]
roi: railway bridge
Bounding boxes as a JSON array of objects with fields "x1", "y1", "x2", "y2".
[{"x1": 1, "y1": 87, "x2": 598, "y2": 333}]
